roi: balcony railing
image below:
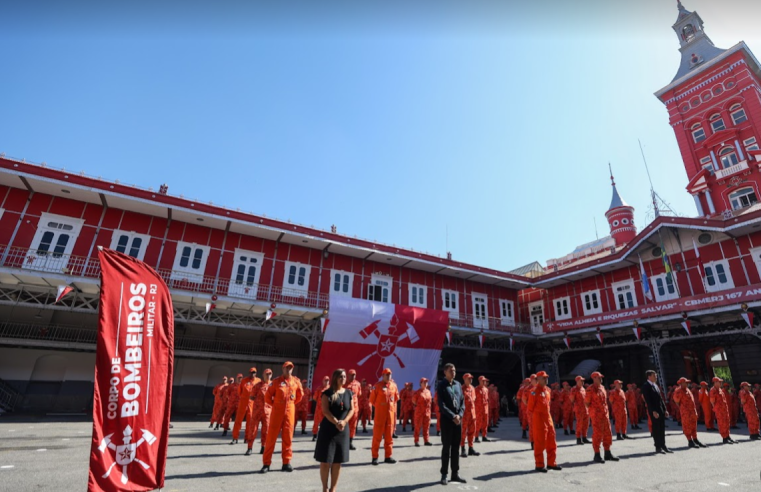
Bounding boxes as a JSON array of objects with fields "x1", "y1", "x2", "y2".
[
  {"x1": 450, "y1": 314, "x2": 532, "y2": 334},
  {"x1": 0, "y1": 322, "x2": 309, "y2": 359},
  {"x1": 0, "y1": 245, "x2": 329, "y2": 311},
  {"x1": 715, "y1": 160, "x2": 749, "y2": 179}
]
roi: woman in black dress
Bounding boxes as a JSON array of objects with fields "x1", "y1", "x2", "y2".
[{"x1": 315, "y1": 368, "x2": 354, "y2": 492}]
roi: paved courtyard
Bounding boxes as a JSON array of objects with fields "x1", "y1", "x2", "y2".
[{"x1": 0, "y1": 416, "x2": 759, "y2": 491}]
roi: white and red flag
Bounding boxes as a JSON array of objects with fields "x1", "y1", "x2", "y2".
[
  {"x1": 681, "y1": 319, "x2": 692, "y2": 336},
  {"x1": 741, "y1": 310, "x2": 754, "y2": 328},
  {"x1": 595, "y1": 328, "x2": 604, "y2": 345},
  {"x1": 266, "y1": 309, "x2": 278, "y2": 321},
  {"x1": 478, "y1": 334, "x2": 485, "y2": 348},
  {"x1": 563, "y1": 335, "x2": 571, "y2": 349},
  {"x1": 509, "y1": 337, "x2": 514, "y2": 351},
  {"x1": 445, "y1": 331, "x2": 452, "y2": 345},
  {"x1": 320, "y1": 317, "x2": 329, "y2": 334},
  {"x1": 632, "y1": 325, "x2": 642, "y2": 341},
  {"x1": 312, "y1": 296, "x2": 448, "y2": 391},
  {"x1": 205, "y1": 302, "x2": 216, "y2": 315},
  {"x1": 87, "y1": 248, "x2": 174, "y2": 492},
  {"x1": 55, "y1": 284, "x2": 74, "y2": 303}
]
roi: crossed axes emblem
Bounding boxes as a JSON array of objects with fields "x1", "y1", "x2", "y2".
[{"x1": 99, "y1": 425, "x2": 157, "y2": 485}]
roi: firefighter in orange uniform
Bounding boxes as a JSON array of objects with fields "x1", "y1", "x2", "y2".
[
  {"x1": 401, "y1": 382, "x2": 415, "y2": 432},
  {"x1": 370, "y1": 368, "x2": 398, "y2": 465},
  {"x1": 522, "y1": 374, "x2": 538, "y2": 449},
  {"x1": 221, "y1": 374, "x2": 242, "y2": 436},
  {"x1": 210, "y1": 376, "x2": 228, "y2": 430},
  {"x1": 412, "y1": 377, "x2": 433, "y2": 447},
  {"x1": 571, "y1": 375, "x2": 589, "y2": 445},
  {"x1": 488, "y1": 384, "x2": 499, "y2": 429},
  {"x1": 561, "y1": 382, "x2": 574, "y2": 435},
  {"x1": 609, "y1": 380, "x2": 629, "y2": 440},
  {"x1": 698, "y1": 381, "x2": 714, "y2": 431},
  {"x1": 230, "y1": 367, "x2": 260, "y2": 444},
  {"x1": 726, "y1": 383, "x2": 740, "y2": 429},
  {"x1": 517, "y1": 378, "x2": 530, "y2": 439},
  {"x1": 754, "y1": 384, "x2": 761, "y2": 416},
  {"x1": 345, "y1": 369, "x2": 362, "y2": 450},
  {"x1": 626, "y1": 384, "x2": 640, "y2": 430},
  {"x1": 358, "y1": 379, "x2": 372, "y2": 433},
  {"x1": 433, "y1": 390, "x2": 441, "y2": 436},
  {"x1": 475, "y1": 376, "x2": 491, "y2": 443},
  {"x1": 527, "y1": 371, "x2": 561, "y2": 473},
  {"x1": 260, "y1": 361, "x2": 303, "y2": 473},
  {"x1": 295, "y1": 385, "x2": 309, "y2": 435},
  {"x1": 739, "y1": 382, "x2": 760, "y2": 440},
  {"x1": 585, "y1": 371, "x2": 618, "y2": 463},
  {"x1": 709, "y1": 377, "x2": 736, "y2": 445},
  {"x1": 550, "y1": 383, "x2": 562, "y2": 428},
  {"x1": 674, "y1": 377, "x2": 706, "y2": 448},
  {"x1": 459, "y1": 373, "x2": 479, "y2": 458},
  {"x1": 312, "y1": 376, "x2": 330, "y2": 441},
  {"x1": 245, "y1": 368, "x2": 272, "y2": 455}
]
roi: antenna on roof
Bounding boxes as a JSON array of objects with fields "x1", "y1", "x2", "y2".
[
  {"x1": 593, "y1": 217, "x2": 599, "y2": 240},
  {"x1": 638, "y1": 139, "x2": 678, "y2": 220}
]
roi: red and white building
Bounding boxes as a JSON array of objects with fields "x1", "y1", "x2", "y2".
[{"x1": 1, "y1": 1, "x2": 760, "y2": 414}]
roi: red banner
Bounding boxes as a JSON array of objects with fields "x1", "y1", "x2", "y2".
[
  {"x1": 88, "y1": 249, "x2": 174, "y2": 492},
  {"x1": 544, "y1": 283, "x2": 761, "y2": 333}
]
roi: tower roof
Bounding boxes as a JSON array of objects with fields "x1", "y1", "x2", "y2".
[
  {"x1": 607, "y1": 165, "x2": 630, "y2": 210},
  {"x1": 670, "y1": 0, "x2": 727, "y2": 83}
]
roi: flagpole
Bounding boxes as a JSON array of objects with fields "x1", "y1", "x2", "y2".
[{"x1": 657, "y1": 229, "x2": 681, "y2": 298}]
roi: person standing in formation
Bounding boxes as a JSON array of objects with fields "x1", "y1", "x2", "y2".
[
  {"x1": 690, "y1": 382, "x2": 702, "y2": 425},
  {"x1": 459, "y1": 373, "x2": 480, "y2": 458},
  {"x1": 609, "y1": 380, "x2": 629, "y2": 441},
  {"x1": 296, "y1": 384, "x2": 309, "y2": 435},
  {"x1": 245, "y1": 368, "x2": 273, "y2": 455},
  {"x1": 475, "y1": 376, "x2": 491, "y2": 443},
  {"x1": 412, "y1": 377, "x2": 433, "y2": 447},
  {"x1": 261, "y1": 361, "x2": 304, "y2": 473},
  {"x1": 488, "y1": 384, "x2": 500, "y2": 430},
  {"x1": 432, "y1": 389, "x2": 441, "y2": 436},
  {"x1": 344, "y1": 369, "x2": 362, "y2": 450},
  {"x1": 358, "y1": 379, "x2": 372, "y2": 433},
  {"x1": 437, "y1": 363, "x2": 466, "y2": 485},
  {"x1": 221, "y1": 374, "x2": 242, "y2": 437},
  {"x1": 710, "y1": 377, "x2": 736, "y2": 445},
  {"x1": 313, "y1": 376, "x2": 330, "y2": 442},
  {"x1": 369, "y1": 368, "x2": 398, "y2": 465},
  {"x1": 585, "y1": 371, "x2": 618, "y2": 464},
  {"x1": 673, "y1": 377, "x2": 706, "y2": 448},
  {"x1": 314, "y1": 368, "x2": 354, "y2": 492},
  {"x1": 527, "y1": 371, "x2": 561, "y2": 473},
  {"x1": 739, "y1": 382, "x2": 760, "y2": 440},
  {"x1": 571, "y1": 375, "x2": 589, "y2": 445},
  {"x1": 626, "y1": 383, "x2": 640, "y2": 431},
  {"x1": 642, "y1": 370, "x2": 670, "y2": 454},
  {"x1": 401, "y1": 382, "x2": 416, "y2": 432},
  {"x1": 561, "y1": 382, "x2": 574, "y2": 436},
  {"x1": 522, "y1": 374, "x2": 538, "y2": 449},
  {"x1": 698, "y1": 381, "x2": 714, "y2": 431},
  {"x1": 210, "y1": 376, "x2": 228, "y2": 430},
  {"x1": 754, "y1": 384, "x2": 761, "y2": 417},
  {"x1": 550, "y1": 383, "x2": 562, "y2": 429},
  {"x1": 727, "y1": 383, "x2": 740, "y2": 429},
  {"x1": 231, "y1": 367, "x2": 260, "y2": 444},
  {"x1": 517, "y1": 378, "x2": 530, "y2": 439}
]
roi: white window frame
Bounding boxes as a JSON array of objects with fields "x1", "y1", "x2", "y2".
[
  {"x1": 171, "y1": 241, "x2": 211, "y2": 283},
  {"x1": 652, "y1": 273, "x2": 678, "y2": 302},
  {"x1": 367, "y1": 274, "x2": 392, "y2": 303},
  {"x1": 581, "y1": 290, "x2": 602, "y2": 315},
  {"x1": 730, "y1": 105, "x2": 748, "y2": 125},
  {"x1": 703, "y1": 259, "x2": 734, "y2": 292},
  {"x1": 471, "y1": 292, "x2": 488, "y2": 329},
  {"x1": 554, "y1": 296, "x2": 571, "y2": 321},
  {"x1": 283, "y1": 261, "x2": 311, "y2": 296},
  {"x1": 710, "y1": 115, "x2": 726, "y2": 133},
  {"x1": 330, "y1": 270, "x2": 353, "y2": 298},
  {"x1": 228, "y1": 249, "x2": 264, "y2": 299},
  {"x1": 729, "y1": 187, "x2": 758, "y2": 210},
  {"x1": 442, "y1": 289, "x2": 459, "y2": 318},
  {"x1": 109, "y1": 230, "x2": 150, "y2": 261},
  {"x1": 529, "y1": 301, "x2": 544, "y2": 335},
  {"x1": 719, "y1": 147, "x2": 740, "y2": 169},
  {"x1": 499, "y1": 299, "x2": 515, "y2": 326},
  {"x1": 409, "y1": 284, "x2": 427, "y2": 307},
  {"x1": 611, "y1": 279, "x2": 637, "y2": 310},
  {"x1": 743, "y1": 137, "x2": 759, "y2": 152},
  {"x1": 25, "y1": 212, "x2": 85, "y2": 273},
  {"x1": 750, "y1": 247, "x2": 761, "y2": 279},
  {"x1": 691, "y1": 124, "x2": 706, "y2": 143}
]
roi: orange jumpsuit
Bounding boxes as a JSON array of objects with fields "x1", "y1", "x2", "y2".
[
  {"x1": 222, "y1": 382, "x2": 240, "y2": 430},
  {"x1": 674, "y1": 387, "x2": 698, "y2": 441},
  {"x1": 460, "y1": 384, "x2": 477, "y2": 448},
  {"x1": 475, "y1": 385, "x2": 490, "y2": 438},
  {"x1": 312, "y1": 386, "x2": 327, "y2": 436},
  {"x1": 489, "y1": 386, "x2": 499, "y2": 427},
  {"x1": 211, "y1": 382, "x2": 227, "y2": 424},
  {"x1": 412, "y1": 387, "x2": 432, "y2": 444},
  {"x1": 295, "y1": 391, "x2": 309, "y2": 432},
  {"x1": 699, "y1": 387, "x2": 714, "y2": 430},
  {"x1": 358, "y1": 383, "x2": 372, "y2": 430},
  {"x1": 262, "y1": 375, "x2": 303, "y2": 466},
  {"x1": 571, "y1": 385, "x2": 588, "y2": 439},
  {"x1": 346, "y1": 379, "x2": 362, "y2": 439},
  {"x1": 400, "y1": 385, "x2": 414, "y2": 430},
  {"x1": 728, "y1": 388, "x2": 739, "y2": 427},
  {"x1": 521, "y1": 385, "x2": 536, "y2": 444},
  {"x1": 516, "y1": 385, "x2": 525, "y2": 430},
  {"x1": 550, "y1": 386, "x2": 562, "y2": 426},
  {"x1": 626, "y1": 387, "x2": 638, "y2": 427},
  {"x1": 740, "y1": 388, "x2": 760, "y2": 436},
  {"x1": 585, "y1": 384, "x2": 612, "y2": 453},
  {"x1": 636, "y1": 387, "x2": 645, "y2": 421},
  {"x1": 608, "y1": 389, "x2": 627, "y2": 435},
  {"x1": 246, "y1": 379, "x2": 272, "y2": 447},
  {"x1": 432, "y1": 391, "x2": 441, "y2": 433},
  {"x1": 691, "y1": 385, "x2": 702, "y2": 422},
  {"x1": 370, "y1": 380, "x2": 398, "y2": 459},
  {"x1": 562, "y1": 387, "x2": 574, "y2": 432},
  {"x1": 232, "y1": 375, "x2": 260, "y2": 440},
  {"x1": 754, "y1": 387, "x2": 761, "y2": 414},
  {"x1": 709, "y1": 386, "x2": 731, "y2": 439},
  {"x1": 527, "y1": 385, "x2": 557, "y2": 469}
]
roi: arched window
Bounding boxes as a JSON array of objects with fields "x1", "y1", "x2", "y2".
[
  {"x1": 719, "y1": 146, "x2": 739, "y2": 168},
  {"x1": 682, "y1": 24, "x2": 695, "y2": 41},
  {"x1": 730, "y1": 103, "x2": 747, "y2": 125},
  {"x1": 709, "y1": 113, "x2": 726, "y2": 133},
  {"x1": 729, "y1": 187, "x2": 758, "y2": 210},
  {"x1": 691, "y1": 122, "x2": 706, "y2": 143}
]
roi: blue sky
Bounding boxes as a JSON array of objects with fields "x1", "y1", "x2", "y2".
[{"x1": 2, "y1": 0, "x2": 760, "y2": 271}]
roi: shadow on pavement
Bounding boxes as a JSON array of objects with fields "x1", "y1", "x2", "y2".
[
  {"x1": 167, "y1": 470, "x2": 254, "y2": 480},
  {"x1": 474, "y1": 469, "x2": 536, "y2": 480}
]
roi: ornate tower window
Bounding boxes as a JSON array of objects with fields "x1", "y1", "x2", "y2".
[
  {"x1": 719, "y1": 146, "x2": 739, "y2": 168},
  {"x1": 682, "y1": 24, "x2": 695, "y2": 41}
]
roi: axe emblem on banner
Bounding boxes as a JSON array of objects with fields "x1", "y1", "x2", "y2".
[
  {"x1": 99, "y1": 425, "x2": 157, "y2": 485},
  {"x1": 357, "y1": 313, "x2": 419, "y2": 379}
]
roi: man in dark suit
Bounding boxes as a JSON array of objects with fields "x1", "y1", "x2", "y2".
[
  {"x1": 642, "y1": 370, "x2": 671, "y2": 454},
  {"x1": 437, "y1": 363, "x2": 466, "y2": 485}
]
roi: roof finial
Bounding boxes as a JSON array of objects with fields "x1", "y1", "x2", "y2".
[{"x1": 609, "y1": 162, "x2": 615, "y2": 186}]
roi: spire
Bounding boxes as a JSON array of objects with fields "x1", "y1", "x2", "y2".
[
  {"x1": 676, "y1": 0, "x2": 691, "y2": 21},
  {"x1": 668, "y1": 0, "x2": 726, "y2": 82},
  {"x1": 608, "y1": 163, "x2": 629, "y2": 210}
]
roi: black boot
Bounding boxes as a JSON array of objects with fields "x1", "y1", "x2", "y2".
[
  {"x1": 474, "y1": 437, "x2": 480, "y2": 443},
  {"x1": 564, "y1": 429, "x2": 569, "y2": 435},
  {"x1": 371, "y1": 458, "x2": 379, "y2": 466},
  {"x1": 623, "y1": 434, "x2": 632, "y2": 439},
  {"x1": 460, "y1": 446, "x2": 467, "y2": 457},
  {"x1": 260, "y1": 446, "x2": 264, "y2": 454},
  {"x1": 392, "y1": 433, "x2": 399, "y2": 439},
  {"x1": 468, "y1": 447, "x2": 480, "y2": 456},
  {"x1": 415, "y1": 442, "x2": 420, "y2": 447},
  {"x1": 593, "y1": 452, "x2": 604, "y2": 464},
  {"x1": 695, "y1": 439, "x2": 707, "y2": 447},
  {"x1": 548, "y1": 464, "x2": 562, "y2": 471},
  {"x1": 482, "y1": 436, "x2": 490, "y2": 442},
  {"x1": 425, "y1": 441, "x2": 433, "y2": 446},
  {"x1": 282, "y1": 464, "x2": 293, "y2": 472},
  {"x1": 301, "y1": 429, "x2": 307, "y2": 435},
  {"x1": 244, "y1": 448, "x2": 252, "y2": 456},
  {"x1": 576, "y1": 437, "x2": 583, "y2": 445},
  {"x1": 436, "y1": 430, "x2": 440, "y2": 436},
  {"x1": 260, "y1": 465, "x2": 270, "y2": 474},
  {"x1": 229, "y1": 439, "x2": 237, "y2": 445},
  {"x1": 535, "y1": 467, "x2": 548, "y2": 473},
  {"x1": 208, "y1": 423, "x2": 213, "y2": 429},
  {"x1": 384, "y1": 457, "x2": 397, "y2": 464},
  {"x1": 222, "y1": 429, "x2": 228, "y2": 437},
  {"x1": 531, "y1": 442, "x2": 534, "y2": 450},
  {"x1": 570, "y1": 428, "x2": 574, "y2": 434},
  {"x1": 362, "y1": 428, "x2": 367, "y2": 433},
  {"x1": 604, "y1": 450, "x2": 619, "y2": 461},
  {"x1": 312, "y1": 435, "x2": 317, "y2": 442},
  {"x1": 751, "y1": 434, "x2": 760, "y2": 441},
  {"x1": 350, "y1": 439, "x2": 356, "y2": 451},
  {"x1": 688, "y1": 440, "x2": 697, "y2": 448},
  {"x1": 616, "y1": 433, "x2": 623, "y2": 441},
  {"x1": 522, "y1": 429, "x2": 527, "y2": 439},
  {"x1": 214, "y1": 424, "x2": 219, "y2": 430},
  {"x1": 582, "y1": 437, "x2": 591, "y2": 444}
]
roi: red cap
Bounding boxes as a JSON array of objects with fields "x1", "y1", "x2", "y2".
[
  {"x1": 420, "y1": 377, "x2": 429, "y2": 383},
  {"x1": 264, "y1": 368, "x2": 272, "y2": 374},
  {"x1": 535, "y1": 371, "x2": 549, "y2": 378},
  {"x1": 712, "y1": 377, "x2": 723, "y2": 383},
  {"x1": 283, "y1": 361, "x2": 294, "y2": 368},
  {"x1": 591, "y1": 371, "x2": 603, "y2": 379},
  {"x1": 322, "y1": 376, "x2": 330, "y2": 381},
  {"x1": 677, "y1": 377, "x2": 689, "y2": 384},
  {"x1": 249, "y1": 367, "x2": 257, "y2": 373},
  {"x1": 382, "y1": 368, "x2": 392, "y2": 375},
  {"x1": 575, "y1": 375, "x2": 584, "y2": 382},
  {"x1": 529, "y1": 374, "x2": 537, "y2": 379},
  {"x1": 348, "y1": 369, "x2": 357, "y2": 375},
  {"x1": 700, "y1": 381, "x2": 708, "y2": 386},
  {"x1": 523, "y1": 378, "x2": 530, "y2": 383},
  {"x1": 741, "y1": 382, "x2": 750, "y2": 387},
  {"x1": 463, "y1": 373, "x2": 473, "y2": 379},
  {"x1": 613, "y1": 380, "x2": 623, "y2": 385},
  {"x1": 478, "y1": 376, "x2": 488, "y2": 382},
  {"x1": 236, "y1": 373, "x2": 243, "y2": 378}
]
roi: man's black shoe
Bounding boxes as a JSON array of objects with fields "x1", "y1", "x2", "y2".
[
  {"x1": 655, "y1": 448, "x2": 666, "y2": 454},
  {"x1": 468, "y1": 447, "x2": 479, "y2": 456},
  {"x1": 482, "y1": 436, "x2": 490, "y2": 442},
  {"x1": 229, "y1": 439, "x2": 237, "y2": 445},
  {"x1": 522, "y1": 430, "x2": 527, "y2": 439},
  {"x1": 723, "y1": 437, "x2": 733, "y2": 444},
  {"x1": 350, "y1": 443, "x2": 357, "y2": 450},
  {"x1": 535, "y1": 467, "x2": 547, "y2": 473},
  {"x1": 260, "y1": 446, "x2": 265, "y2": 454},
  {"x1": 392, "y1": 434, "x2": 399, "y2": 439},
  {"x1": 695, "y1": 439, "x2": 707, "y2": 447},
  {"x1": 450, "y1": 475, "x2": 466, "y2": 483},
  {"x1": 460, "y1": 447, "x2": 467, "y2": 458},
  {"x1": 688, "y1": 440, "x2": 697, "y2": 448},
  {"x1": 437, "y1": 430, "x2": 440, "y2": 436},
  {"x1": 312, "y1": 435, "x2": 317, "y2": 442},
  {"x1": 372, "y1": 458, "x2": 379, "y2": 466},
  {"x1": 384, "y1": 457, "x2": 397, "y2": 464},
  {"x1": 474, "y1": 437, "x2": 480, "y2": 443},
  {"x1": 208, "y1": 423, "x2": 213, "y2": 429},
  {"x1": 282, "y1": 464, "x2": 293, "y2": 472},
  {"x1": 564, "y1": 429, "x2": 569, "y2": 435},
  {"x1": 582, "y1": 438, "x2": 591, "y2": 444},
  {"x1": 440, "y1": 475, "x2": 448, "y2": 485},
  {"x1": 623, "y1": 434, "x2": 632, "y2": 439},
  {"x1": 548, "y1": 465, "x2": 562, "y2": 471},
  {"x1": 302, "y1": 430, "x2": 307, "y2": 435},
  {"x1": 576, "y1": 438, "x2": 583, "y2": 445},
  {"x1": 222, "y1": 430, "x2": 228, "y2": 437},
  {"x1": 662, "y1": 447, "x2": 673, "y2": 453},
  {"x1": 424, "y1": 441, "x2": 433, "y2": 446},
  {"x1": 260, "y1": 465, "x2": 270, "y2": 474},
  {"x1": 244, "y1": 448, "x2": 252, "y2": 456},
  {"x1": 616, "y1": 433, "x2": 623, "y2": 441}
]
